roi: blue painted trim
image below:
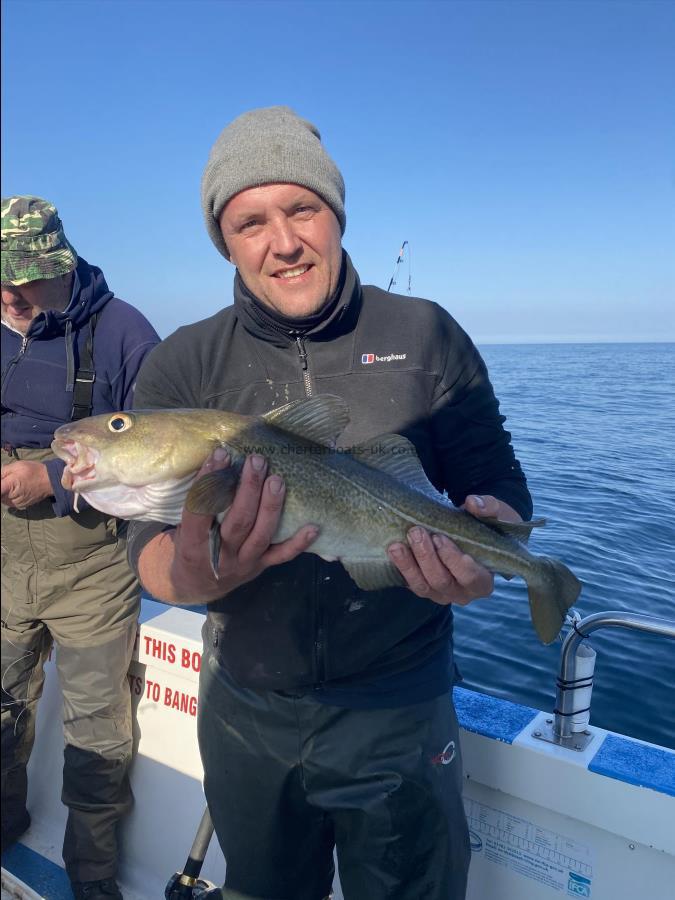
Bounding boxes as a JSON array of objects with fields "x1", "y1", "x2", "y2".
[
  {"x1": 1, "y1": 842, "x2": 71, "y2": 900},
  {"x1": 454, "y1": 685, "x2": 538, "y2": 743},
  {"x1": 138, "y1": 594, "x2": 168, "y2": 624},
  {"x1": 139, "y1": 594, "x2": 207, "y2": 619},
  {"x1": 589, "y1": 733, "x2": 675, "y2": 797}
]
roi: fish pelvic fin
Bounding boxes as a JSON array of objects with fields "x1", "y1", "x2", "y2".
[
  {"x1": 263, "y1": 395, "x2": 350, "y2": 448},
  {"x1": 185, "y1": 466, "x2": 240, "y2": 516},
  {"x1": 209, "y1": 520, "x2": 222, "y2": 580},
  {"x1": 527, "y1": 558, "x2": 582, "y2": 644}
]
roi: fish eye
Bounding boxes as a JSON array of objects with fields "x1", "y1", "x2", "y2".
[{"x1": 108, "y1": 414, "x2": 133, "y2": 433}]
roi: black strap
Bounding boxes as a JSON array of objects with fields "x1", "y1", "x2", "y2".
[{"x1": 71, "y1": 312, "x2": 99, "y2": 421}]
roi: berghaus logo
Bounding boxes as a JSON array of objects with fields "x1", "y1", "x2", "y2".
[{"x1": 361, "y1": 352, "x2": 407, "y2": 364}]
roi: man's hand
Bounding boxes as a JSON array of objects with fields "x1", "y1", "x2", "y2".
[
  {"x1": 0, "y1": 461, "x2": 54, "y2": 509},
  {"x1": 139, "y1": 449, "x2": 319, "y2": 606},
  {"x1": 387, "y1": 494, "x2": 522, "y2": 607}
]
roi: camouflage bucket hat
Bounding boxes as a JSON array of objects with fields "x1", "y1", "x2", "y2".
[{"x1": 1, "y1": 195, "x2": 77, "y2": 286}]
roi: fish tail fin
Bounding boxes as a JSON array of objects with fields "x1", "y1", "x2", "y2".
[{"x1": 527, "y1": 558, "x2": 582, "y2": 644}]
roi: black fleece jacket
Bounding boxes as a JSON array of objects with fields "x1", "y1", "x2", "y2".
[{"x1": 128, "y1": 253, "x2": 531, "y2": 704}]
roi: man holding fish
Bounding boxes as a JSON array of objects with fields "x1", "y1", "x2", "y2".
[{"x1": 54, "y1": 108, "x2": 579, "y2": 899}]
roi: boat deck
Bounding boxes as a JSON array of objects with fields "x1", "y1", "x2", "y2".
[{"x1": 2, "y1": 598, "x2": 674, "y2": 899}]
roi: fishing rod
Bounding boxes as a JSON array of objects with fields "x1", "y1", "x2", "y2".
[
  {"x1": 165, "y1": 807, "x2": 218, "y2": 899},
  {"x1": 386, "y1": 240, "x2": 411, "y2": 293}
]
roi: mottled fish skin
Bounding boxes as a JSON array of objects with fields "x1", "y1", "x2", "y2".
[{"x1": 52, "y1": 398, "x2": 581, "y2": 643}]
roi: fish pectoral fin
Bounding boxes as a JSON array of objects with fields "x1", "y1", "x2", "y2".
[
  {"x1": 343, "y1": 559, "x2": 406, "y2": 591},
  {"x1": 185, "y1": 467, "x2": 240, "y2": 516},
  {"x1": 262, "y1": 395, "x2": 350, "y2": 448},
  {"x1": 350, "y1": 434, "x2": 446, "y2": 501}
]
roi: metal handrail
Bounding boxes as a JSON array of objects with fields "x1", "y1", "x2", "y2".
[{"x1": 553, "y1": 610, "x2": 675, "y2": 741}]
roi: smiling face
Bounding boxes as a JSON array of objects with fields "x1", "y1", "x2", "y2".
[
  {"x1": 1, "y1": 273, "x2": 73, "y2": 334},
  {"x1": 218, "y1": 183, "x2": 343, "y2": 317}
]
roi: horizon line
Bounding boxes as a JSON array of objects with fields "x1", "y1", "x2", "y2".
[{"x1": 476, "y1": 337, "x2": 675, "y2": 346}]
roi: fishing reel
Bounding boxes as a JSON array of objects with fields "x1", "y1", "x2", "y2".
[{"x1": 165, "y1": 872, "x2": 219, "y2": 899}]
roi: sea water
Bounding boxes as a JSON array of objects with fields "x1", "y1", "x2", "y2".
[{"x1": 453, "y1": 342, "x2": 675, "y2": 749}]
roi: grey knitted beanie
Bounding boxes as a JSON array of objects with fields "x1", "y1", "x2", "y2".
[{"x1": 201, "y1": 106, "x2": 346, "y2": 259}]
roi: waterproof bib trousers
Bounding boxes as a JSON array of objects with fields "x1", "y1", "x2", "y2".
[{"x1": 1, "y1": 447, "x2": 140, "y2": 881}]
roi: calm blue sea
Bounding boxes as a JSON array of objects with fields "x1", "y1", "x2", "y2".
[{"x1": 453, "y1": 342, "x2": 675, "y2": 750}]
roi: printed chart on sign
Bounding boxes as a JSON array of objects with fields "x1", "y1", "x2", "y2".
[{"x1": 464, "y1": 797, "x2": 594, "y2": 896}]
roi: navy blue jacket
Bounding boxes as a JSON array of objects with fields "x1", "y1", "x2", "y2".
[{"x1": 1, "y1": 257, "x2": 160, "y2": 516}]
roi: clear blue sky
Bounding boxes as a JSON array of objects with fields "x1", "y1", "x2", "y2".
[{"x1": 2, "y1": 0, "x2": 674, "y2": 342}]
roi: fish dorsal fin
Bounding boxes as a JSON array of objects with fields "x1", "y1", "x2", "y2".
[
  {"x1": 262, "y1": 395, "x2": 350, "y2": 448},
  {"x1": 352, "y1": 434, "x2": 447, "y2": 501}
]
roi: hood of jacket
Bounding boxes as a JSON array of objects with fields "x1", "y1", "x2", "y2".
[{"x1": 23, "y1": 256, "x2": 114, "y2": 339}]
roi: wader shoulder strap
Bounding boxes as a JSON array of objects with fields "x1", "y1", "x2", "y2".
[{"x1": 71, "y1": 312, "x2": 99, "y2": 421}]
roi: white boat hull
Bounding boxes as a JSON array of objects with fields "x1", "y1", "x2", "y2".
[{"x1": 3, "y1": 598, "x2": 673, "y2": 899}]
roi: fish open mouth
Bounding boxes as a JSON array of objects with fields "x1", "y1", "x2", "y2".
[{"x1": 51, "y1": 439, "x2": 100, "y2": 490}]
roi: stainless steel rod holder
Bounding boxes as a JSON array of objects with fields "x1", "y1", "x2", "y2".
[{"x1": 553, "y1": 611, "x2": 675, "y2": 742}]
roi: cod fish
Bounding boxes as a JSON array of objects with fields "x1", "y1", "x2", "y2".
[{"x1": 51, "y1": 395, "x2": 581, "y2": 643}]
